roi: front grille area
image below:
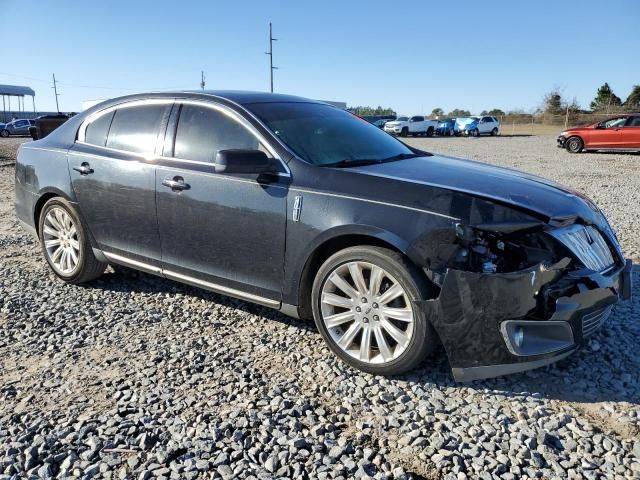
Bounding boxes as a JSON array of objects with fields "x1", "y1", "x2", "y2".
[
  {"x1": 582, "y1": 305, "x2": 613, "y2": 337},
  {"x1": 550, "y1": 225, "x2": 615, "y2": 272}
]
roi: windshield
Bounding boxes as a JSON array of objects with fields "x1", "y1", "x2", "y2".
[{"x1": 247, "y1": 102, "x2": 416, "y2": 167}]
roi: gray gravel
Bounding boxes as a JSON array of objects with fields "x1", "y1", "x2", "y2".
[{"x1": 1, "y1": 136, "x2": 639, "y2": 479}]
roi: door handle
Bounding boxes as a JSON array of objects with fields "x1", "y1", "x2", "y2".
[
  {"x1": 72, "y1": 162, "x2": 93, "y2": 175},
  {"x1": 162, "y1": 176, "x2": 190, "y2": 191}
]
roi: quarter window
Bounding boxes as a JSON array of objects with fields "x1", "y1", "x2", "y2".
[
  {"x1": 173, "y1": 104, "x2": 261, "y2": 163},
  {"x1": 106, "y1": 104, "x2": 167, "y2": 154},
  {"x1": 84, "y1": 111, "x2": 115, "y2": 147}
]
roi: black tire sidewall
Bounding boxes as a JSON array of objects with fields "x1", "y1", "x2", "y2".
[
  {"x1": 311, "y1": 246, "x2": 433, "y2": 375},
  {"x1": 38, "y1": 198, "x2": 89, "y2": 283},
  {"x1": 566, "y1": 136, "x2": 583, "y2": 153}
]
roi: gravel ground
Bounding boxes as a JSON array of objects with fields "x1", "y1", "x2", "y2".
[{"x1": 1, "y1": 135, "x2": 639, "y2": 480}]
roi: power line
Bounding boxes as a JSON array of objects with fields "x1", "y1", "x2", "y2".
[{"x1": 265, "y1": 22, "x2": 278, "y2": 93}]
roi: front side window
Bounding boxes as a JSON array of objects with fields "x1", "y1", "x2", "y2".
[
  {"x1": 410, "y1": 116, "x2": 424, "y2": 122},
  {"x1": 84, "y1": 111, "x2": 115, "y2": 147},
  {"x1": 173, "y1": 104, "x2": 261, "y2": 163},
  {"x1": 247, "y1": 102, "x2": 417, "y2": 167},
  {"x1": 601, "y1": 117, "x2": 627, "y2": 128},
  {"x1": 106, "y1": 104, "x2": 167, "y2": 154}
]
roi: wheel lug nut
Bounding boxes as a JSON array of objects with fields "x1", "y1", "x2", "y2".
[
  {"x1": 373, "y1": 315, "x2": 379, "y2": 321},
  {"x1": 361, "y1": 298, "x2": 367, "y2": 303},
  {"x1": 372, "y1": 303, "x2": 378, "y2": 309},
  {"x1": 363, "y1": 317, "x2": 369, "y2": 323},
  {"x1": 355, "y1": 307, "x2": 361, "y2": 312}
]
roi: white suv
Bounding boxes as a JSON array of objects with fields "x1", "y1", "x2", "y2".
[
  {"x1": 459, "y1": 116, "x2": 500, "y2": 137},
  {"x1": 384, "y1": 115, "x2": 439, "y2": 137}
]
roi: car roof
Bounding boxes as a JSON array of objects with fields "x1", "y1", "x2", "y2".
[{"x1": 184, "y1": 90, "x2": 321, "y2": 105}]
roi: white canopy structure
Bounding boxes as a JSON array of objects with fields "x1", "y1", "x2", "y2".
[{"x1": 1, "y1": 84, "x2": 36, "y2": 122}]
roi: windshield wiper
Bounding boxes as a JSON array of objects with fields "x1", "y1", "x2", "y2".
[
  {"x1": 322, "y1": 153, "x2": 422, "y2": 168},
  {"x1": 321, "y1": 158, "x2": 384, "y2": 168}
]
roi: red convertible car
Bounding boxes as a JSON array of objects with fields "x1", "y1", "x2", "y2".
[{"x1": 558, "y1": 114, "x2": 640, "y2": 153}]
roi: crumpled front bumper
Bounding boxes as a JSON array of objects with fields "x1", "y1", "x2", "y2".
[
  {"x1": 557, "y1": 135, "x2": 567, "y2": 148},
  {"x1": 417, "y1": 258, "x2": 633, "y2": 381}
]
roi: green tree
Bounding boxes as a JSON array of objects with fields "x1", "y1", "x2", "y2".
[
  {"x1": 624, "y1": 85, "x2": 640, "y2": 111},
  {"x1": 487, "y1": 108, "x2": 505, "y2": 117},
  {"x1": 543, "y1": 89, "x2": 564, "y2": 115},
  {"x1": 448, "y1": 108, "x2": 471, "y2": 117},
  {"x1": 431, "y1": 107, "x2": 444, "y2": 117},
  {"x1": 348, "y1": 105, "x2": 396, "y2": 116},
  {"x1": 590, "y1": 83, "x2": 622, "y2": 112}
]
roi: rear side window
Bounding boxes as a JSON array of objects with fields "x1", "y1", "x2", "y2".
[
  {"x1": 173, "y1": 104, "x2": 260, "y2": 163},
  {"x1": 106, "y1": 104, "x2": 167, "y2": 154},
  {"x1": 84, "y1": 111, "x2": 114, "y2": 147},
  {"x1": 626, "y1": 116, "x2": 640, "y2": 127}
]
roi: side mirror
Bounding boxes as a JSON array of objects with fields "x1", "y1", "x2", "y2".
[
  {"x1": 214, "y1": 149, "x2": 273, "y2": 174},
  {"x1": 594, "y1": 123, "x2": 605, "y2": 129}
]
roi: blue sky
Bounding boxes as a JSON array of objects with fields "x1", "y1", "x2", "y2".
[{"x1": 2, "y1": 0, "x2": 638, "y2": 114}]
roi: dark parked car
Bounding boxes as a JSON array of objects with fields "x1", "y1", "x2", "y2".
[
  {"x1": 1, "y1": 118, "x2": 33, "y2": 137},
  {"x1": 15, "y1": 91, "x2": 632, "y2": 381}
]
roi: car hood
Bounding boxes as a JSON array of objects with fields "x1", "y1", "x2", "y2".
[{"x1": 350, "y1": 155, "x2": 600, "y2": 223}]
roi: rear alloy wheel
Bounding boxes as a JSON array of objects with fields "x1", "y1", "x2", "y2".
[
  {"x1": 565, "y1": 136, "x2": 583, "y2": 153},
  {"x1": 39, "y1": 197, "x2": 107, "y2": 283},
  {"x1": 470, "y1": 128, "x2": 479, "y2": 137},
  {"x1": 312, "y1": 246, "x2": 436, "y2": 375}
]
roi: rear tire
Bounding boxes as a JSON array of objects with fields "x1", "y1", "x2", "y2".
[
  {"x1": 565, "y1": 136, "x2": 583, "y2": 153},
  {"x1": 470, "y1": 129, "x2": 479, "y2": 137},
  {"x1": 311, "y1": 246, "x2": 437, "y2": 375},
  {"x1": 0, "y1": 130, "x2": 9, "y2": 138},
  {"x1": 38, "y1": 197, "x2": 107, "y2": 284}
]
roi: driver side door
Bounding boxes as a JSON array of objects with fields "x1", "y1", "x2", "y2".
[{"x1": 589, "y1": 117, "x2": 626, "y2": 148}]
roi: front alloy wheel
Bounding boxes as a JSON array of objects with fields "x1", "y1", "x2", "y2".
[
  {"x1": 565, "y1": 136, "x2": 583, "y2": 153},
  {"x1": 312, "y1": 246, "x2": 436, "y2": 375},
  {"x1": 320, "y1": 261, "x2": 414, "y2": 364}
]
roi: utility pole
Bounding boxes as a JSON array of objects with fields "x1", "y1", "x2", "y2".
[
  {"x1": 52, "y1": 73, "x2": 60, "y2": 113},
  {"x1": 200, "y1": 71, "x2": 206, "y2": 91},
  {"x1": 265, "y1": 22, "x2": 278, "y2": 92}
]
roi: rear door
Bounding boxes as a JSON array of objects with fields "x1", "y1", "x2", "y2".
[
  {"x1": 155, "y1": 101, "x2": 289, "y2": 305},
  {"x1": 621, "y1": 115, "x2": 640, "y2": 148},
  {"x1": 69, "y1": 100, "x2": 172, "y2": 267}
]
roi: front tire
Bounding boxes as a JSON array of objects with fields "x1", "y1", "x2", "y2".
[
  {"x1": 565, "y1": 136, "x2": 583, "y2": 153},
  {"x1": 38, "y1": 197, "x2": 107, "y2": 284},
  {"x1": 0, "y1": 130, "x2": 9, "y2": 138},
  {"x1": 491, "y1": 127, "x2": 498, "y2": 136},
  {"x1": 426, "y1": 127, "x2": 434, "y2": 137},
  {"x1": 400, "y1": 127, "x2": 408, "y2": 137},
  {"x1": 311, "y1": 246, "x2": 436, "y2": 375}
]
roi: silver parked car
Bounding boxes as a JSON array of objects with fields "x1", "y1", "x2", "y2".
[{"x1": 0, "y1": 119, "x2": 33, "y2": 137}]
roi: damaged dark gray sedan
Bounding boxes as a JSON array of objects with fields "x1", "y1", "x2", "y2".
[{"x1": 14, "y1": 91, "x2": 633, "y2": 381}]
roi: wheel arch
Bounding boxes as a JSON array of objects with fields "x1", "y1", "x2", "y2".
[
  {"x1": 295, "y1": 226, "x2": 418, "y2": 320},
  {"x1": 33, "y1": 188, "x2": 75, "y2": 235}
]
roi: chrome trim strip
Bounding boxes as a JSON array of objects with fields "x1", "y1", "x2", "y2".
[
  {"x1": 156, "y1": 164, "x2": 288, "y2": 189},
  {"x1": 102, "y1": 251, "x2": 280, "y2": 308},
  {"x1": 103, "y1": 251, "x2": 162, "y2": 275},
  {"x1": 290, "y1": 187, "x2": 459, "y2": 220},
  {"x1": 163, "y1": 269, "x2": 280, "y2": 308}
]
